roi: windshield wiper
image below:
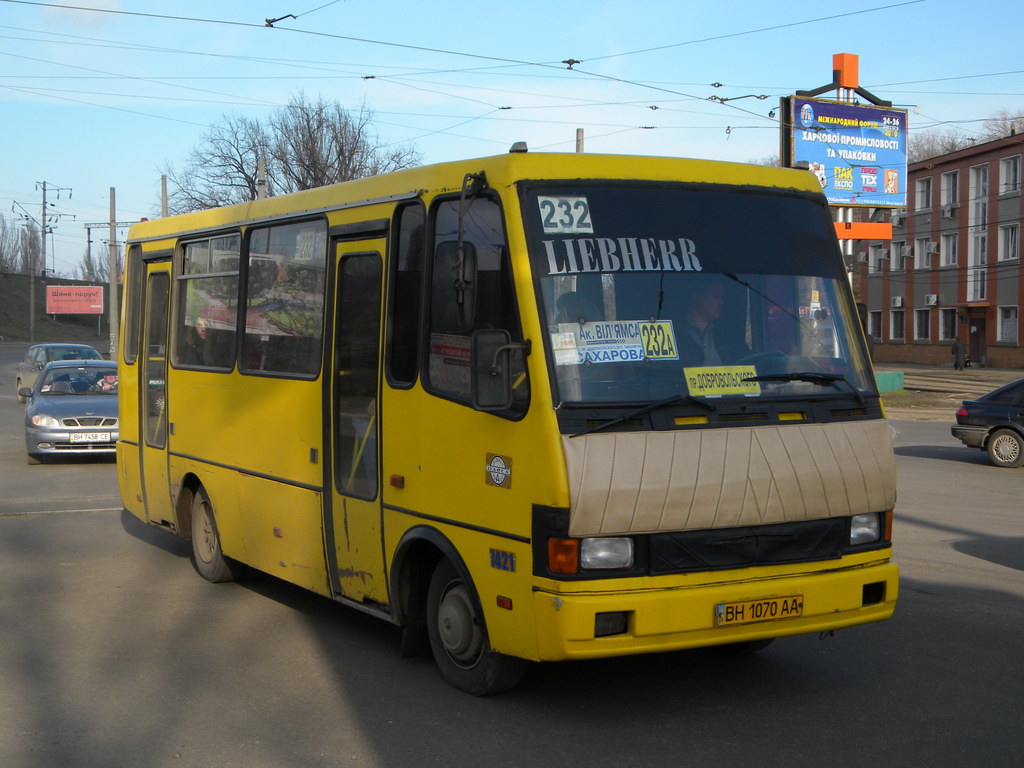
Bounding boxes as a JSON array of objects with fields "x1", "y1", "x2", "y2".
[
  {"x1": 570, "y1": 393, "x2": 715, "y2": 438},
  {"x1": 742, "y1": 372, "x2": 866, "y2": 406}
]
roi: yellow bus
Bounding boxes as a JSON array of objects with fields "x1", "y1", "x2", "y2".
[{"x1": 118, "y1": 149, "x2": 898, "y2": 694}]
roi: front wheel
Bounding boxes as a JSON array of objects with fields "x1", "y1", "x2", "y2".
[
  {"x1": 987, "y1": 428, "x2": 1024, "y2": 468},
  {"x1": 426, "y1": 559, "x2": 527, "y2": 695},
  {"x1": 190, "y1": 487, "x2": 243, "y2": 582}
]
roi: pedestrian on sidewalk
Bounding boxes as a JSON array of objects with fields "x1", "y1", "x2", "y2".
[{"x1": 952, "y1": 337, "x2": 967, "y2": 370}]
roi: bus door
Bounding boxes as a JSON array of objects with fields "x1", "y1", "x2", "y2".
[
  {"x1": 328, "y1": 241, "x2": 388, "y2": 604},
  {"x1": 138, "y1": 262, "x2": 175, "y2": 526}
]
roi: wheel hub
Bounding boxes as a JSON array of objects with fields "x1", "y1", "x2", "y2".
[{"x1": 437, "y1": 583, "x2": 483, "y2": 667}]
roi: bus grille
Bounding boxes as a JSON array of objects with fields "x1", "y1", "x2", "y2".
[{"x1": 649, "y1": 517, "x2": 846, "y2": 573}]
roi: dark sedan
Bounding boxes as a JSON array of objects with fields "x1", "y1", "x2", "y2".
[
  {"x1": 951, "y1": 378, "x2": 1024, "y2": 468},
  {"x1": 19, "y1": 360, "x2": 119, "y2": 463}
]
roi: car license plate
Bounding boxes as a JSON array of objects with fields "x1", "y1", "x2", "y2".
[
  {"x1": 715, "y1": 595, "x2": 803, "y2": 626},
  {"x1": 70, "y1": 432, "x2": 110, "y2": 443}
]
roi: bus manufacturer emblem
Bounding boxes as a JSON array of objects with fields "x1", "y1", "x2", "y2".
[{"x1": 486, "y1": 454, "x2": 512, "y2": 489}]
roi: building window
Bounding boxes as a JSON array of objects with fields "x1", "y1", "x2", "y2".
[
  {"x1": 941, "y1": 233, "x2": 958, "y2": 266},
  {"x1": 891, "y1": 240, "x2": 906, "y2": 270},
  {"x1": 915, "y1": 237, "x2": 932, "y2": 270},
  {"x1": 969, "y1": 164, "x2": 988, "y2": 227},
  {"x1": 890, "y1": 309, "x2": 905, "y2": 341},
  {"x1": 915, "y1": 177, "x2": 932, "y2": 210},
  {"x1": 868, "y1": 310, "x2": 882, "y2": 340},
  {"x1": 940, "y1": 170, "x2": 959, "y2": 206},
  {"x1": 940, "y1": 308, "x2": 958, "y2": 340},
  {"x1": 915, "y1": 309, "x2": 931, "y2": 340},
  {"x1": 998, "y1": 306, "x2": 1018, "y2": 343},
  {"x1": 1000, "y1": 155, "x2": 1021, "y2": 194},
  {"x1": 969, "y1": 232, "x2": 987, "y2": 302},
  {"x1": 999, "y1": 224, "x2": 1019, "y2": 261},
  {"x1": 868, "y1": 243, "x2": 886, "y2": 272}
]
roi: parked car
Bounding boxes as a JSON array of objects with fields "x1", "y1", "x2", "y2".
[
  {"x1": 951, "y1": 378, "x2": 1024, "y2": 468},
  {"x1": 19, "y1": 360, "x2": 119, "y2": 463},
  {"x1": 15, "y1": 343, "x2": 103, "y2": 402}
]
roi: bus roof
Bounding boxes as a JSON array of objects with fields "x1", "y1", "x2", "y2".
[{"x1": 127, "y1": 152, "x2": 824, "y2": 243}]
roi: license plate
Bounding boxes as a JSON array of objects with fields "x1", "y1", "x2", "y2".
[
  {"x1": 715, "y1": 595, "x2": 804, "y2": 626},
  {"x1": 70, "y1": 432, "x2": 110, "y2": 443}
]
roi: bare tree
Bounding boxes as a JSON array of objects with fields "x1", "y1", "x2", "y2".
[
  {"x1": 163, "y1": 114, "x2": 274, "y2": 214},
  {"x1": 908, "y1": 129, "x2": 975, "y2": 163},
  {"x1": 164, "y1": 93, "x2": 421, "y2": 213},
  {"x1": 0, "y1": 214, "x2": 21, "y2": 274},
  {"x1": 980, "y1": 108, "x2": 1024, "y2": 140},
  {"x1": 18, "y1": 221, "x2": 41, "y2": 276}
]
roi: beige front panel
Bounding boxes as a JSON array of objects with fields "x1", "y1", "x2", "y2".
[{"x1": 562, "y1": 420, "x2": 896, "y2": 537}]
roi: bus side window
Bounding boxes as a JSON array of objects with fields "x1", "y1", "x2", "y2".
[
  {"x1": 425, "y1": 196, "x2": 528, "y2": 414},
  {"x1": 386, "y1": 202, "x2": 425, "y2": 386}
]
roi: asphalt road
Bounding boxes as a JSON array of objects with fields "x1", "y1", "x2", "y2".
[{"x1": 0, "y1": 343, "x2": 1021, "y2": 767}]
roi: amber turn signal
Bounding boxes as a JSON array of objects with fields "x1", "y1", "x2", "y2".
[{"x1": 548, "y1": 538, "x2": 579, "y2": 575}]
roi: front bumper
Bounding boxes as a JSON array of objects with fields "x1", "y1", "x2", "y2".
[
  {"x1": 951, "y1": 424, "x2": 987, "y2": 448},
  {"x1": 531, "y1": 556, "x2": 898, "y2": 661},
  {"x1": 26, "y1": 426, "x2": 119, "y2": 456}
]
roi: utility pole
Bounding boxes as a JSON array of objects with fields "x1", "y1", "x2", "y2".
[{"x1": 108, "y1": 188, "x2": 119, "y2": 357}]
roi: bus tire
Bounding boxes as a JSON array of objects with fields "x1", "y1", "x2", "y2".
[
  {"x1": 190, "y1": 487, "x2": 243, "y2": 583},
  {"x1": 426, "y1": 559, "x2": 527, "y2": 695}
]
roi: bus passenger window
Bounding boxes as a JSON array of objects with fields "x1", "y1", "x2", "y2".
[
  {"x1": 242, "y1": 220, "x2": 327, "y2": 377},
  {"x1": 175, "y1": 235, "x2": 240, "y2": 370},
  {"x1": 387, "y1": 202, "x2": 425, "y2": 386},
  {"x1": 425, "y1": 196, "x2": 529, "y2": 414}
]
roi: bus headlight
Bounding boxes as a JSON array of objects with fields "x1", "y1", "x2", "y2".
[
  {"x1": 850, "y1": 513, "x2": 882, "y2": 546},
  {"x1": 581, "y1": 537, "x2": 634, "y2": 570}
]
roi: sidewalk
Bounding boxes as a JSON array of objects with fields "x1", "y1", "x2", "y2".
[{"x1": 874, "y1": 361, "x2": 1024, "y2": 421}]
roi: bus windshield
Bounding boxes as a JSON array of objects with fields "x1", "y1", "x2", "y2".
[{"x1": 524, "y1": 183, "x2": 874, "y2": 406}]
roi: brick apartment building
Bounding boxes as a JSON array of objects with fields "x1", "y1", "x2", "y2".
[{"x1": 853, "y1": 133, "x2": 1023, "y2": 368}]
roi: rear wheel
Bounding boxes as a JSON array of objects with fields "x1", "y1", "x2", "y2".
[
  {"x1": 426, "y1": 559, "x2": 527, "y2": 695},
  {"x1": 987, "y1": 428, "x2": 1023, "y2": 468},
  {"x1": 190, "y1": 487, "x2": 243, "y2": 582}
]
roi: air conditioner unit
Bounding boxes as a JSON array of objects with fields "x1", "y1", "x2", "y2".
[
  {"x1": 942, "y1": 205, "x2": 955, "y2": 219},
  {"x1": 928, "y1": 242, "x2": 940, "y2": 254},
  {"x1": 925, "y1": 294, "x2": 939, "y2": 306},
  {"x1": 902, "y1": 246, "x2": 913, "y2": 257},
  {"x1": 891, "y1": 296, "x2": 903, "y2": 308},
  {"x1": 878, "y1": 248, "x2": 889, "y2": 259},
  {"x1": 857, "y1": 251, "x2": 868, "y2": 263},
  {"x1": 892, "y1": 215, "x2": 906, "y2": 227}
]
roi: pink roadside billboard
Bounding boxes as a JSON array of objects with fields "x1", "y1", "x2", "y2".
[{"x1": 46, "y1": 285, "x2": 104, "y2": 315}]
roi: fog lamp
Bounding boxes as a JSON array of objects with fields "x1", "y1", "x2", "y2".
[
  {"x1": 850, "y1": 513, "x2": 882, "y2": 546},
  {"x1": 581, "y1": 537, "x2": 634, "y2": 570},
  {"x1": 594, "y1": 611, "x2": 629, "y2": 637}
]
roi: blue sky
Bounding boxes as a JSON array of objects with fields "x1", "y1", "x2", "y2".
[{"x1": 1, "y1": 0, "x2": 1021, "y2": 276}]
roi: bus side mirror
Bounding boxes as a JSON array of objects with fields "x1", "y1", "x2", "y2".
[
  {"x1": 472, "y1": 329, "x2": 532, "y2": 412},
  {"x1": 431, "y1": 240, "x2": 477, "y2": 333}
]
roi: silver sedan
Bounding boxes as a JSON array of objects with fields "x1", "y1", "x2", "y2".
[{"x1": 20, "y1": 360, "x2": 119, "y2": 463}]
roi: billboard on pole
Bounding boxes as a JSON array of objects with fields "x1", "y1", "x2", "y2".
[
  {"x1": 46, "y1": 285, "x2": 104, "y2": 315},
  {"x1": 783, "y1": 96, "x2": 908, "y2": 208}
]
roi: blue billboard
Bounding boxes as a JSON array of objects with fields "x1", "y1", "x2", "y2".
[{"x1": 788, "y1": 97, "x2": 908, "y2": 208}]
